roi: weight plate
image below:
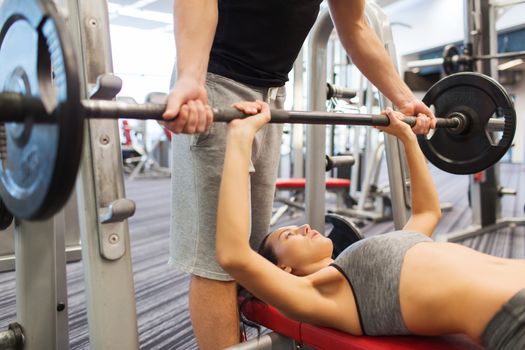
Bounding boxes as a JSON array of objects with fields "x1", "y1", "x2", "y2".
[
  {"x1": 442, "y1": 45, "x2": 460, "y2": 75},
  {"x1": 419, "y1": 72, "x2": 516, "y2": 175},
  {"x1": 0, "y1": 0, "x2": 83, "y2": 220},
  {"x1": 442, "y1": 44, "x2": 474, "y2": 75}
]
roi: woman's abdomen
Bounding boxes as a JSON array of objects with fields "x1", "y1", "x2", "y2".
[{"x1": 399, "y1": 242, "x2": 525, "y2": 339}]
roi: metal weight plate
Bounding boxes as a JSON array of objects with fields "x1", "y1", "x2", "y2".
[
  {"x1": 419, "y1": 72, "x2": 516, "y2": 175},
  {"x1": 442, "y1": 45, "x2": 460, "y2": 75},
  {"x1": 442, "y1": 45, "x2": 474, "y2": 75},
  {"x1": 0, "y1": 0, "x2": 83, "y2": 220}
]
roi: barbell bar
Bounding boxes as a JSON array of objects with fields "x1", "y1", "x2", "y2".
[
  {"x1": 407, "y1": 44, "x2": 525, "y2": 74},
  {"x1": 0, "y1": 91, "x2": 506, "y2": 132}
]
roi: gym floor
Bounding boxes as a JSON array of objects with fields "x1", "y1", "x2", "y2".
[{"x1": 0, "y1": 163, "x2": 523, "y2": 349}]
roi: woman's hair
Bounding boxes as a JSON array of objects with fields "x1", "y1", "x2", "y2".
[{"x1": 257, "y1": 232, "x2": 278, "y2": 265}]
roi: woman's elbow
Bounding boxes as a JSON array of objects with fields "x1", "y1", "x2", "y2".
[
  {"x1": 428, "y1": 210, "x2": 441, "y2": 233},
  {"x1": 434, "y1": 208, "x2": 442, "y2": 222},
  {"x1": 216, "y1": 251, "x2": 235, "y2": 270},
  {"x1": 216, "y1": 250, "x2": 248, "y2": 272}
]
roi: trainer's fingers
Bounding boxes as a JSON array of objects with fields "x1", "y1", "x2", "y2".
[
  {"x1": 193, "y1": 100, "x2": 207, "y2": 133},
  {"x1": 172, "y1": 104, "x2": 189, "y2": 134},
  {"x1": 163, "y1": 94, "x2": 182, "y2": 120},
  {"x1": 205, "y1": 105, "x2": 213, "y2": 131},
  {"x1": 184, "y1": 100, "x2": 199, "y2": 134}
]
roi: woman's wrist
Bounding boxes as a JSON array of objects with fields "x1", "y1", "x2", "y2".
[
  {"x1": 227, "y1": 126, "x2": 256, "y2": 149},
  {"x1": 398, "y1": 131, "x2": 417, "y2": 145}
]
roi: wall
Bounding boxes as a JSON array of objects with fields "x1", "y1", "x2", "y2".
[
  {"x1": 110, "y1": 25, "x2": 175, "y2": 102},
  {"x1": 110, "y1": 25, "x2": 175, "y2": 143}
]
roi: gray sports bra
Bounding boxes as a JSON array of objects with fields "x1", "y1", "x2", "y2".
[{"x1": 331, "y1": 230, "x2": 432, "y2": 335}]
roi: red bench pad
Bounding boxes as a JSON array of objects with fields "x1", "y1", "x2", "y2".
[
  {"x1": 241, "y1": 299, "x2": 483, "y2": 350},
  {"x1": 275, "y1": 178, "x2": 351, "y2": 190}
]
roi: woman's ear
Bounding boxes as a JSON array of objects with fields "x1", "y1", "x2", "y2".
[{"x1": 279, "y1": 265, "x2": 292, "y2": 274}]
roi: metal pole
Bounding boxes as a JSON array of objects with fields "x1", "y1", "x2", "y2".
[
  {"x1": 67, "y1": 0, "x2": 140, "y2": 348},
  {"x1": 292, "y1": 49, "x2": 305, "y2": 178},
  {"x1": 305, "y1": 10, "x2": 333, "y2": 232},
  {"x1": 15, "y1": 218, "x2": 68, "y2": 350},
  {"x1": 465, "y1": 0, "x2": 500, "y2": 227},
  {"x1": 365, "y1": 2, "x2": 410, "y2": 228}
]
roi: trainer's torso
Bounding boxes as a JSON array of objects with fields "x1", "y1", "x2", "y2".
[{"x1": 208, "y1": 0, "x2": 323, "y2": 87}]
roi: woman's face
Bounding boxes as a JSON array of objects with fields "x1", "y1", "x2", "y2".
[{"x1": 266, "y1": 224, "x2": 333, "y2": 275}]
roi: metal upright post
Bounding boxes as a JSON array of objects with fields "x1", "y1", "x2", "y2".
[
  {"x1": 66, "y1": 0, "x2": 139, "y2": 348},
  {"x1": 465, "y1": 0, "x2": 500, "y2": 227},
  {"x1": 292, "y1": 50, "x2": 305, "y2": 178},
  {"x1": 15, "y1": 218, "x2": 69, "y2": 350},
  {"x1": 306, "y1": 10, "x2": 333, "y2": 231},
  {"x1": 364, "y1": 2, "x2": 410, "y2": 228}
]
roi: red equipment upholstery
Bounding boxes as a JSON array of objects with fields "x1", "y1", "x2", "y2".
[
  {"x1": 275, "y1": 178, "x2": 351, "y2": 190},
  {"x1": 241, "y1": 299, "x2": 483, "y2": 350}
]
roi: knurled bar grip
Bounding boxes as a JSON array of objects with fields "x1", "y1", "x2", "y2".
[{"x1": 212, "y1": 108, "x2": 462, "y2": 128}]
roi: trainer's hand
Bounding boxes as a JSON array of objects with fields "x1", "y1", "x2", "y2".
[
  {"x1": 228, "y1": 100, "x2": 271, "y2": 137},
  {"x1": 398, "y1": 99, "x2": 435, "y2": 135},
  {"x1": 162, "y1": 77, "x2": 213, "y2": 134}
]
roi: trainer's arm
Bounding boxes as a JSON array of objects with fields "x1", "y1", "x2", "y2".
[
  {"x1": 328, "y1": 0, "x2": 435, "y2": 133},
  {"x1": 162, "y1": 0, "x2": 217, "y2": 132},
  {"x1": 173, "y1": 0, "x2": 217, "y2": 84}
]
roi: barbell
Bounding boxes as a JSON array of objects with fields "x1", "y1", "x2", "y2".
[
  {"x1": 407, "y1": 43, "x2": 525, "y2": 75},
  {"x1": 0, "y1": 0, "x2": 517, "y2": 221}
]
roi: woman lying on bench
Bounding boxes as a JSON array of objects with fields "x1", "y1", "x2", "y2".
[{"x1": 216, "y1": 101, "x2": 525, "y2": 350}]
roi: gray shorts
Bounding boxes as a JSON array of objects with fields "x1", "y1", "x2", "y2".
[
  {"x1": 169, "y1": 72, "x2": 285, "y2": 281},
  {"x1": 481, "y1": 288, "x2": 525, "y2": 350}
]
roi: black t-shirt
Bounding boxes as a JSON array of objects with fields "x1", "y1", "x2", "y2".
[{"x1": 208, "y1": 0, "x2": 323, "y2": 87}]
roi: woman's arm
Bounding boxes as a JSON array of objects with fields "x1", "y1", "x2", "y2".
[
  {"x1": 379, "y1": 109, "x2": 441, "y2": 237},
  {"x1": 215, "y1": 102, "x2": 332, "y2": 322}
]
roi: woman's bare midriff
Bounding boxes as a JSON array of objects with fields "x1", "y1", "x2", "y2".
[{"x1": 399, "y1": 242, "x2": 525, "y2": 341}]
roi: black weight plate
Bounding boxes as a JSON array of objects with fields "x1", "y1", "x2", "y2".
[
  {"x1": 0, "y1": 0, "x2": 83, "y2": 220},
  {"x1": 442, "y1": 44, "x2": 460, "y2": 75},
  {"x1": 419, "y1": 72, "x2": 516, "y2": 175}
]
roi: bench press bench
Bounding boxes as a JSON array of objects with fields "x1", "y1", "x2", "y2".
[{"x1": 235, "y1": 298, "x2": 484, "y2": 350}]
